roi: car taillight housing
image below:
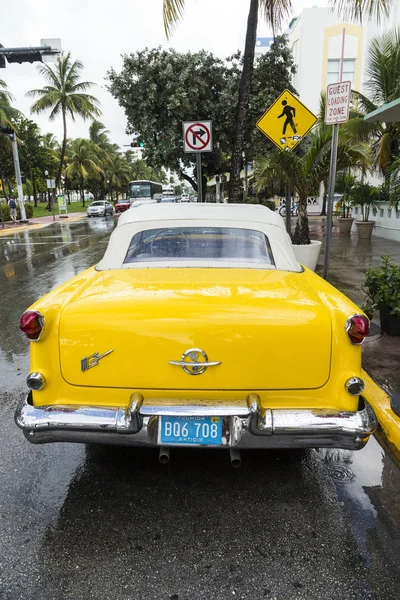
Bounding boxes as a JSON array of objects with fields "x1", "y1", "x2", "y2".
[
  {"x1": 20, "y1": 311, "x2": 44, "y2": 341},
  {"x1": 346, "y1": 314, "x2": 369, "y2": 344}
]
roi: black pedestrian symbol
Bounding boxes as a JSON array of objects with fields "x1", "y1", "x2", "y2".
[{"x1": 278, "y1": 100, "x2": 297, "y2": 135}]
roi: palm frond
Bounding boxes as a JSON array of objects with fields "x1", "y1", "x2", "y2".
[
  {"x1": 330, "y1": 0, "x2": 391, "y2": 23},
  {"x1": 260, "y1": 1, "x2": 293, "y2": 35},
  {"x1": 163, "y1": 0, "x2": 185, "y2": 37}
]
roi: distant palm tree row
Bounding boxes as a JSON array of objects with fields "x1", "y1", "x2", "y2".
[{"x1": 0, "y1": 54, "x2": 167, "y2": 208}]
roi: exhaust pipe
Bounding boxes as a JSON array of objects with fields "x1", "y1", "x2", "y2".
[
  {"x1": 159, "y1": 446, "x2": 170, "y2": 465},
  {"x1": 229, "y1": 448, "x2": 242, "y2": 469}
]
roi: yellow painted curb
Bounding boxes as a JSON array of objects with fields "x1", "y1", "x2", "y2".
[
  {"x1": 363, "y1": 369, "x2": 400, "y2": 452},
  {"x1": 0, "y1": 214, "x2": 85, "y2": 237}
]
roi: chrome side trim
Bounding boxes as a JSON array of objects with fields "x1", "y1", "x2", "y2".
[{"x1": 15, "y1": 392, "x2": 377, "y2": 451}]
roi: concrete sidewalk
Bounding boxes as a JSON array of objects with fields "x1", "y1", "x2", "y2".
[{"x1": 0, "y1": 212, "x2": 86, "y2": 236}]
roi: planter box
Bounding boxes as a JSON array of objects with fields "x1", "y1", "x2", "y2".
[
  {"x1": 379, "y1": 306, "x2": 400, "y2": 336},
  {"x1": 337, "y1": 217, "x2": 354, "y2": 234},
  {"x1": 355, "y1": 220, "x2": 375, "y2": 239},
  {"x1": 292, "y1": 240, "x2": 322, "y2": 271}
]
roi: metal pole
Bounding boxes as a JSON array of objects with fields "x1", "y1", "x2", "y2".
[
  {"x1": 216, "y1": 176, "x2": 221, "y2": 203},
  {"x1": 323, "y1": 27, "x2": 345, "y2": 281},
  {"x1": 196, "y1": 152, "x2": 203, "y2": 202},
  {"x1": 0, "y1": 201, "x2": 4, "y2": 229},
  {"x1": 11, "y1": 132, "x2": 28, "y2": 223},
  {"x1": 323, "y1": 124, "x2": 339, "y2": 280},
  {"x1": 285, "y1": 183, "x2": 291, "y2": 235}
]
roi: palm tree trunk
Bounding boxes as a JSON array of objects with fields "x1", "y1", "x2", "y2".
[
  {"x1": 31, "y1": 170, "x2": 38, "y2": 207},
  {"x1": 228, "y1": 0, "x2": 259, "y2": 203},
  {"x1": 56, "y1": 109, "x2": 67, "y2": 195},
  {"x1": 292, "y1": 195, "x2": 311, "y2": 245},
  {"x1": 80, "y1": 177, "x2": 85, "y2": 205}
]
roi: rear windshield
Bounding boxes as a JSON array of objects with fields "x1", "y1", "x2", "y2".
[{"x1": 123, "y1": 227, "x2": 274, "y2": 266}]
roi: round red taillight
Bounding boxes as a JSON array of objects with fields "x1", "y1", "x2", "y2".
[
  {"x1": 346, "y1": 315, "x2": 369, "y2": 344},
  {"x1": 20, "y1": 311, "x2": 44, "y2": 341}
]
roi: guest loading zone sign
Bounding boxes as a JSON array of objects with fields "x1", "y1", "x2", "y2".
[{"x1": 325, "y1": 81, "x2": 351, "y2": 124}]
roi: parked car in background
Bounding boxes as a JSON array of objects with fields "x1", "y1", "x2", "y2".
[
  {"x1": 115, "y1": 199, "x2": 131, "y2": 213},
  {"x1": 16, "y1": 204, "x2": 376, "y2": 462},
  {"x1": 180, "y1": 193, "x2": 190, "y2": 202},
  {"x1": 87, "y1": 200, "x2": 113, "y2": 218}
]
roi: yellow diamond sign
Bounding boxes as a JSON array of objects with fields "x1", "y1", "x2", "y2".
[{"x1": 256, "y1": 89, "x2": 317, "y2": 152}]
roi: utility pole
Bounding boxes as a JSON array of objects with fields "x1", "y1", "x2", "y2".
[
  {"x1": 11, "y1": 132, "x2": 28, "y2": 222},
  {"x1": 0, "y1": 126, "x2": 28, "y2": 222}
]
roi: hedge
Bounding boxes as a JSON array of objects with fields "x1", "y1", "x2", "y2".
[{"x1": 0, "y1": 202, "x2": 34, "y2": 222}]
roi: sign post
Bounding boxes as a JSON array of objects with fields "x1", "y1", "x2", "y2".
[
  {"x1": 183, "y1": 121, "x2": 212, "y2": 203},
  {"x1": 46, "y1": 178, "x2": 56, "y2": 221},
  {"x1": 11, "y1": 132, "x2": 28, "y2": 223},
  {"x1": 323, "y1": 28, "x2": 350, "y2": 280},
  {"x1": 256, "y1": 89, "x2": 317, "y2": 234}
]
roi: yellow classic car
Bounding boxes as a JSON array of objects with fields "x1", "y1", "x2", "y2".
[{"x1": 15, "y1": 204, "x2": 376, "y2": 464}]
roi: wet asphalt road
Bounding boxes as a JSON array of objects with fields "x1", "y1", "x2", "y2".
[{"x1": 1, "y1": 218, "x2": 400, "y2": 600}]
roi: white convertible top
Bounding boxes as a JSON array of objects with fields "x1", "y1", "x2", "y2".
[
  {"x1": 97, "y1": 203, "x2": 301, "y2": 272},
  {"x1": 116, "y1": 202, "x2": 286, "y2": 229}
]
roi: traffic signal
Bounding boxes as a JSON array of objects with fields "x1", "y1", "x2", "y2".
[
  {"x1": 6, "y1": 51, "x2": 43, "y2": 65},
  {"x1": 0, "y1": 126, "x2": 14, "y2": 135},
  {"x1": 130, "y1": 139, "x2": 144, "y2": 148}
]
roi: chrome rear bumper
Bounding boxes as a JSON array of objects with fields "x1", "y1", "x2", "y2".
[{"x1": 15, "y1": 392, "x2": 377, "y2": 451}]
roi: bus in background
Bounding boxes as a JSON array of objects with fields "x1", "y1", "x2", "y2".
[
  {"x1": 162, "y1": 186, "x2": 175, "y2": 197},
  {"x1": 128, "y1": 180, "x2": 163, "y2": 202}
]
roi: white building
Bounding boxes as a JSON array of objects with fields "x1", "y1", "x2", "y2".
[
  {"x1": 288, "y1": 3, "x2": 400, "y2": 115},
  {"x1": 284, "y1": 3, "x2": 400, "y2": 239}
]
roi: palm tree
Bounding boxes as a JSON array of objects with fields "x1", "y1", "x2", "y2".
[
  {"x1": 0, "y1": 79, "x2": 16, "y2": 127},
  {"x1": 64, "y1": 138, "x2": 103, "y2": 205},
  {"x1": 27, "y1": 52, "x2": 101, "y2": 193},
  {"x1": 105, "y1": 154, "x2": 131, "y2": 200},
  {"x1": 255, "y1": 127, "x2": 371, "y2": 244},
  {"x1": 89, "y1": 120, "x2": 111, "y2": 152},
  {"x1": 344, "y1": 28, "x2": 400, "y2": 184},
  {"x1": 163, "y1": 0, "x2": 390, "y2": 202}
]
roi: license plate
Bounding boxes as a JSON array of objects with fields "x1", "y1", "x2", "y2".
[{"x1": 159, "y1": 415, "x2": 223, "y2": 445}]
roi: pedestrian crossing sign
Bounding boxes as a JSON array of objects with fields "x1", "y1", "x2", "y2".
[{"x1": 256, "y1": 89, "x2": 317, "y2": 152}]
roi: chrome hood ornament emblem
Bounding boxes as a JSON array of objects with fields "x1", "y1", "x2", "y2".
[
  {"x1": 169, "y1": 348, "x2": 221, "y2": 376},
  {"x1": 81, "y1": 349, "x2": 114, "y2": 372}
]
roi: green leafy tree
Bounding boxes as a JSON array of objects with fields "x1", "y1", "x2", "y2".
[
  {"x1": 107, "y1": 48, "x2": 237, "y2": 199},
  {"x1": 27, "y1": 52, "x2": 101, "y2": 195},
  {"x1": 255, "y1": 127, "x2": 371, "y2": 244},
  {"x1": 345, "y1": 28, "x2": 400, "y2": 184},
  {"x1": 16, "y1": 117, "x2": 59, "y2": 207},
  {"x1": 105, "y1": 153, "x2": 131, "y2": 200},
  {"x1": 163, "y1": 0, "x2": 391, "y2": 202},
  {"x1": 64, "y1": 138, "x2": 103, "y2": 205},
  {"x1": 335, "y1": 172, "x2": 358, "y2": 217}
]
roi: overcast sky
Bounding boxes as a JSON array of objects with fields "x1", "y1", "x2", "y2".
[{"x1": 1, "y1": 0, "x2": 328, "y2": 148}]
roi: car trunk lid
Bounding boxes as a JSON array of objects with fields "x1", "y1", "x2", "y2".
[{"x1": 59, "y1": 269, "x2": 331, "y2": 390}]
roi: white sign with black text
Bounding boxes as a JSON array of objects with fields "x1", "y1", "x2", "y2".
[{"x1": 325, "y1": 81, "x2": 351, "y2": 125}]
